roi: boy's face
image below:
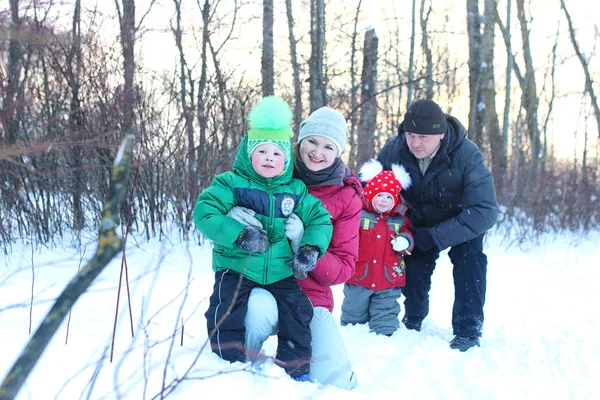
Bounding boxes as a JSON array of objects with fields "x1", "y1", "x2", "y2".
[
  {"x1": 372, "y1": 192, "x2": 395, "y2": 213},
  {"x1": 251, "y1": 142, "x2": 286, "y2": 178}
]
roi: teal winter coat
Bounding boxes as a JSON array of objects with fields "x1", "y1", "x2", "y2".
[{"x1": 193, "y1": 135, "x2": 333, "y2": 285}]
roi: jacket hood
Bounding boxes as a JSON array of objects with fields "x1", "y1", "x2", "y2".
[{"x1": 232, "y1": 135, "x2": 294, "y2": 186}]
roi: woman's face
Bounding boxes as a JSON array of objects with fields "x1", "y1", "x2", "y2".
[{"x1": 298, "y1": 135, "x2": 339, "y2": 171}]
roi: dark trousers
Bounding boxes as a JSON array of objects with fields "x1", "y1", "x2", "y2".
[
  {"x1": 205, "y1": 269, "x2": 313, "y2": 376},
  {"x1": 402, "y1": 234, "x2": 487, "y2": 337}
]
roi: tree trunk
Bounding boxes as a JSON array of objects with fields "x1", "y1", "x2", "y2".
[
  {"x1": 172, "y1": 0, "x2": 197, "y2": 230},
  {"x1": 68, "y1": 0, "x2": 85, "y2": 230},
  {"x1": 516, "y1": 0, "x2": 541, "y2": 162},
  {"x1": 420, "y1": 0, "x2": 433, "y2": 99},
  {"x1": 3, "y1": 0, "x2": 23, "y2": 145},
  {"x1": 285, "y1": 0, "x2": 302, "y2": 133},
  {"x1": 309, "y1": 0, "x2": 326, "y2": 111},
  {"x1": 348, "y1": 0, "x2": 363, "y2": 172},
  {"x1": 467, "y1": 0, "x2": 484, "y2": 147},
  {"x1": 117, "y1": 0, "x2": 136, "y2": 133},
  {"x1": 560, "y1": 0, "x2": 600, "y2": 139},
  {"x1": 356, "y1": 28, "x2": 378, "y2": 168},
  {"x1": 197, "y1": 0, "x2": 211, "y2": 189},
  {"x1": 482, "y1": 0, "x2": 505, "y2": 200},
  {"x1": 262, "y1": 0, "x2": 274, "y2": 96},
  {"x1": 406, "y1": 0, "x2": 417, "y2": 107}
]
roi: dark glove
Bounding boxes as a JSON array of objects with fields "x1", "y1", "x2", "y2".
[
  {"x1": 291, "y1": 245, "x2": 319, "y2": 280},
  {"x1": 234, "y1": 226, "x2": 268, "y2": 253},
  {"x1": 414, "y1": 227, "x2": 437, "y2": 252}
]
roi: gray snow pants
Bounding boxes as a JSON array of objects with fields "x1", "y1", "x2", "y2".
[{"x1": 340, "y1": 283, "x2": 403, "y2": 336}]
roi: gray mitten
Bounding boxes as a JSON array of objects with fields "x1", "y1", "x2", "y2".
[
  {"x1": 234, "y1": 226, "x2": 268, "y2": 253},
  {"x1": 285, "y1": 213, "x2": 304, "y2": 253},
  {"x1": 226, "y1": 206, "x2": 264, "y2": 229},
  {"x1": 291, "y1": 245, "x2": 319, "y2": 280}
]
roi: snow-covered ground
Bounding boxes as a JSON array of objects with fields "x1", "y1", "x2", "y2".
[{"x1": 1, "y1": 229, "x2": 599, "y2": 399}]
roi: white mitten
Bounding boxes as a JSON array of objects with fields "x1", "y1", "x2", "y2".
[
  {"x1": 391, "y1": 236, "x2": 410, "y2": 252},
  {"x1": 226, "y1": 206, "x2": 263, "y2": 229},
  {"x1": 285, "y1": 213, "x2": 304, "y2": 253}
]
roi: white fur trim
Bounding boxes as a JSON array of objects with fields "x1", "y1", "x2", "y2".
[
  {"x1": 359, "y1": 159, "x2": 383, "y2": 182},
  {"x1": 391, "y1": 164, "x2": 412, "y2": 189}
]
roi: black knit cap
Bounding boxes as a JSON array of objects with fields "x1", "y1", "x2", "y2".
[{"x1": 402, "y1": 99, "x2": 447, "y2": 135}]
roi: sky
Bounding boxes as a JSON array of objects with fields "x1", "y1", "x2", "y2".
[{"x1": 1, "y1": 226, "x2": 599, "y2": 399}]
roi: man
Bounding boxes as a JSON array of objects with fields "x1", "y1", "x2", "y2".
[{"x1": 377, "y1": 99, "x2": 497, "y2": 351}]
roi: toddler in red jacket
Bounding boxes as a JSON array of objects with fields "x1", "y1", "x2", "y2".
[{"x1": 341, "y1": 159, "x2": 414, "y2": 336}]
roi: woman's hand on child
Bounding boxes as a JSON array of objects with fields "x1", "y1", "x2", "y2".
[
  {"x1": 234, "y1": 226, "x2": 269, "y2": 253},
  {"x1": 285, "y1": 213, "x2": 304, "y2": 253},
  {"x1": 391, "y1": 236, "x2": 410, "y2": 252},
  {"x1": 226, "y1": 206, "x2": 264, "y2": 229}
]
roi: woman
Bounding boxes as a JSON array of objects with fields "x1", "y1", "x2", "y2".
[{"x1": 229, "y1": 107, "x2": 362, "y2": 389}]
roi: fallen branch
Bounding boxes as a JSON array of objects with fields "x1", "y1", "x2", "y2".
[{"x1": 0, "y1": 134, "x2": 136, "y2": 400}]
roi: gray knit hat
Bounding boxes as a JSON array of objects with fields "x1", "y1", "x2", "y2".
[{"x1": 298, "y1": 107, "x2": 349, "y2": 155}]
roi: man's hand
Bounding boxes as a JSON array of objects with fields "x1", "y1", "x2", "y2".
[
  {"x1": 285, "y1": 213, "x2": 304, "y2": 253},
  {"x1": 234, "y1": 226, "x2": 269, "y2": 253},
  {"x1": 414, "y1": 228, "x2": 437, "y2": 252},
  {"x1": 226, "y1": 206, "x2": 263, "y2": 229}
]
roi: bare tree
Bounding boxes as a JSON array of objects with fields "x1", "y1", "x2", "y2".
[
  {"x1": 197, "y1": 0, "x2": 211, "y2": 189},
  {"x1": 420, "y1": 0, "x2": 433, "y2": 99},
  {"x1": 348, "y1": 0, "x2": 363, "y2": 171},
  {"x1": 262, "y1": 0, "x2": 274, "y2": 96},
  {"x1": 115, "y1": 0, "x2": 136, "y2": 133},
  {"x1": 356, "y1": 28, "x2": 378, "y2": 168},
  {"x1": 482, "y1": 0, "x2": 503, "y2": 195},
  {"x1": 285, "y1": 0, "x2": 302, "y2": 133},
  {"x1": 467, "y1": 0, "x2": 484, "y2": 146},
  {"x1": 71, "y1": 0, "x2": 86, "y2": 230},
  {"x1": 309, "y1": 0, "x2": 326, "y2": 111},
  {"x1": 560, "y1": 0, "x2": 600, "y2": 139},
  {"x1": 515, "y1": 0, "x2": 542, "y2": 162},
  {"x1": 406, "y1": 0, "x2": 417, "y2": 107},
  {"x1": 3, "y1": 0, "x2": 23, "y2": 146}
]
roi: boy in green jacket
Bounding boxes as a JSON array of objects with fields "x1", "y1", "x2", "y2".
[{"x1": 193, "y1": 96, "x2": 332, "y2": 381}]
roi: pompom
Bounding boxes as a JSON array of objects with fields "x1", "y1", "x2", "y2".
[
  {"x1": 359, "y1": 159, "x2": 384, "y2": 182},
  {"x1": 391, "y1": 164, "x2": 411, "y2": 189},
  {"x1": 249, "y1": 96, "x2": 293, "y2": 131}
]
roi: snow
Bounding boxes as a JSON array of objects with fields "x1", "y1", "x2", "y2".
[{"x1": 1, "y1": 229, "x2": 599, "y2": 399}]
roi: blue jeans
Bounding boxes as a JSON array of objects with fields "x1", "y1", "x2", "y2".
[
  {"x1": 402, "y1": 234, "x2": 487, "y2": 337},
  {"x1": 244, "y1": 288, "x2": 358, "y2": 389}
]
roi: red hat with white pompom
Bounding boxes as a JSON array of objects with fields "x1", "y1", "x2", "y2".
[{"x1": 360, "y1": 159, "x2": 412, "y2": 208}]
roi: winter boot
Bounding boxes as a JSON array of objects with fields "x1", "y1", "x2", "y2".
[
  {"x1": 449, "y1": 335, "x2": 480, "y2": 352},
  {"x1": 402, "y1": 319, "x2": 422, "y2": 332},
  {"x1": 291, "y1": 374, "x2": 314, "y2": 383}
]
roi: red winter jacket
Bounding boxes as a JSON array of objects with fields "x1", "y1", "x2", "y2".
[
  {"x1": 297, "y1": 170, "x2": 363, "y2": 312},
  {"x1": 348, "y1": 200, "x2": 414, "y2": 290}
]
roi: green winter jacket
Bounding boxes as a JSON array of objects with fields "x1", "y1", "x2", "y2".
[{"x1": 193, "y1": 135, "x2": 333, "y2": 285}]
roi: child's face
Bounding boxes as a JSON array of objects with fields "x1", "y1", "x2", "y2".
[
  {"x1": 251, "y1": 143, "x2": 286, "y2": 178},
  {"x1": 299, "y1": 135, "x2": 339, "y2": 171},
  {"x1": 372, "y1": 192, "x2": 395, "y2": 213}
]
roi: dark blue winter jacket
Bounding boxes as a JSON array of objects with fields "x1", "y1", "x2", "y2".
[{"x1": 377, "y1": 115, "x2": 497, "y2": 250}]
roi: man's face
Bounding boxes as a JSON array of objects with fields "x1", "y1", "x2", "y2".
[
  {"x1": 251, "y1": 143, "x2": 285, "y2": 178},
  {"x1": 405, "y1": 132, "x2": 445, "y2": 159}
]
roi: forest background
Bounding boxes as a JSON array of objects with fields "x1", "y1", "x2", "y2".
[{"x1": 1, "y1": 0, "x2": 599, "y2": 252}]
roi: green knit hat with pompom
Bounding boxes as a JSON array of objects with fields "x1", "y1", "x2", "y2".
[{"x1": 247, "y1": 96, "x2": 294, "y2": 174}]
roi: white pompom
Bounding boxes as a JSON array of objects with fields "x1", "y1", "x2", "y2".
[
  {"x1": 391, "y1": 164, "x2": 412, "y2": 189},
  {"x1": 359, "y1": 159, "x2": 384, "y2": 182}
]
